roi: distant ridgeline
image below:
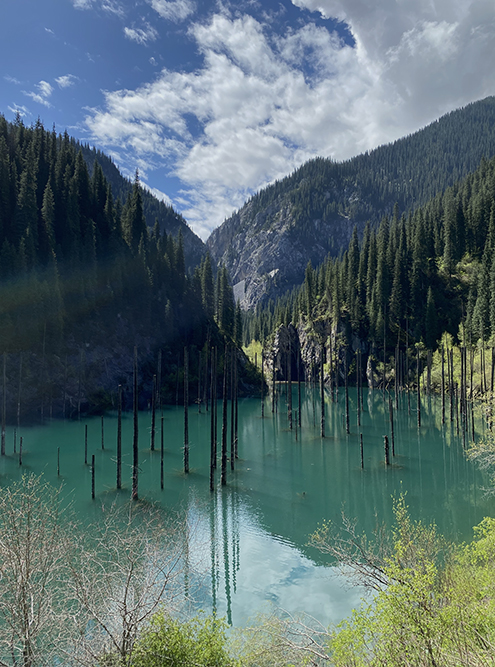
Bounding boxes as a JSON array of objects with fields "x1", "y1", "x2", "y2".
[
  {"x1": 244, "y1": 151, "x2": 495, "y2": 362},
  {"x1": 0, "y1": 115, "x2": 246, "y2": 420},
  {"x1": 78, "y1": 143, "x2": 205, "y2": 270},
  {"x1": 208, "y1": 96, "x2": 495, "y2": 309}
]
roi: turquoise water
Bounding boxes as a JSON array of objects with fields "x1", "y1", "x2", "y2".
[{"x1": 0, "y1": 387, "x2": 492, "y2": 627}]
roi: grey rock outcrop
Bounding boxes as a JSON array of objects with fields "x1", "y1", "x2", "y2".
[{"x1": 207, "y1": 198, "x2": 356, "y2": 310}]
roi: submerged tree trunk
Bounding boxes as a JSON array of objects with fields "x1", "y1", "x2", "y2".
[
  {"x1": 150, "y1": 374, "x2": 156, "y2": 451},
  {"x1": 389, "y1": 396, "x2": 395, "y2": 456},
  {"x1": 417, "y1": 347, "x2": 421, "y2": 428},
  {"x1": 230, "y1": 346, "x2": 235, "y2": 471},
  {"x1": 160, "y1": 415, "x2": 164, "y2": 490},
  {"x1": 117, "y1": 384, "x2": 122, "y2": 490},
  {"x1": 210, "y1": 346, "x2": 216, "y2": 492},
  {"x1": 132, "y1": 346, "x2": 138, "y2": 501},
  {"x1": 221, "y1": 345, "x2": 228, "y2": 487},
  {"x1": 184, "y1": 346, "x2": 189, "y2": 475},
  {"x1": 288, "y1": 342, "x2": 292, "y2": 430},
  {"x1": 345, "y1": 349, "x2": 350, "y2": 435},
  {"x1": 320, "y1": 345, "x2": 325, "y2": 438},
  {"x1": 1, "y1": 352, "x2": 5, "y2": 456}
]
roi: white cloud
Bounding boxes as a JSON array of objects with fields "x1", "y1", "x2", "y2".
[
  {"x1": 124, "y1": 23, "x2": 158, "y2": 45},
  {"x1": 101, "y1": 0, "x2": 125, "y2": 17},
  {"x1": 23, "y1": 80, "x2": 54, "y2": 108},
  {"x1": 148, "y1": 0, "x2": 196, "y2": 22},
  {"x1": 85, "y1": 2, "x2": 495, "y2": 239},
  {"x1": 37, "y1": 80, "x2": 53, "y2": 98},
  {"x1": 72, "y1": 0, "x2": 94, "y2": 8},
  {"x1": 8, "y1": 104, "x2": 29, "y2": 117},
  {"x1": 4, "y1": 75, "x2": 21, "y2": 85},
  {"x1": 55, "y1": 74, "x2": 77, "y2": 88},
  {"x1": 143, "y1": 184, "x2": 173, "y2": 206},
  {"x1": 72, "y1": 0, "x2": 124, "y2": 14}
]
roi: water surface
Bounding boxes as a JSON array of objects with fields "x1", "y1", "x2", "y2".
[{"x1": 0, "y1": 387, "x2": 492, "y2": 627}]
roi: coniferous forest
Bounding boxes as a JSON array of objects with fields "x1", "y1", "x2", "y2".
[
  {"x1": 0, "y1": 114, "x2": 249, "y2": 419},
  {"x1": 244, "y1": 153, "x2": 495, "y2": 374}
]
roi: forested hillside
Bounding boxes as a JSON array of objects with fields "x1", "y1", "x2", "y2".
[
  {"x1": 0, "y1": 114, "x2": 246, "y2": 419},
  {"x1": 209, "y1": 96, "x2": 495, "y2": 309},
  {"x1": 245, "y1": 152, "x2": 495, "y2": 380},
  {"x1": 79, "y1": 143, "x2": 205, "y2": 268}
]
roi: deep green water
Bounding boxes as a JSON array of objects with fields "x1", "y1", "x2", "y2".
[{"x1": 0, "y1": 386, "x2": 493, "y2": 627}]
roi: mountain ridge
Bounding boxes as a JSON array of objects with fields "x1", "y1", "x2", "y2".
[
  {"x1": 207, "y1": 96, "x2": 495, "y2": 309},
  {"x1": 78, "y1": 141, "x2": 206, "y2": 269}
]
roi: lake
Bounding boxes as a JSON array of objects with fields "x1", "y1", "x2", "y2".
[{"x1": 0, "y1": 386, "x2": 492, "y2": 628}]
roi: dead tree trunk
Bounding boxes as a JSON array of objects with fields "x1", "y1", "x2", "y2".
[
  {"x1": 320, "y1": 345, "x2": 325, "y2": 438},
  {"x1": 184, "y1": 346, "x2": 189, "y2": 474},
  {"x1": 1, "y1": 353, "x2": 5, "y2": 456},
  {"x1": 117, "y1": 384, "x2": 122, "y2": 490},
  {"x1": 221, "y1": 345, "x2": 228, "y2": 487},
  {"x1": 210, "y1": 346, "x2": 216, "y2": 492},
  {"x1": 384, "y1": 435, "x2": 390, "y2": 466},
  {"x1": 150, "y1": 374, "x2": 156, "y2": 451},
  {"x1": 132, "y1": 346, "x2": 139, "y2": 501},
  {"x1": 230, "y1": 346, "x2": 235, "y2": 472}
]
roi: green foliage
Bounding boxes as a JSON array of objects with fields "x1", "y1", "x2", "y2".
[
  {"x1": 132, "y1": 612, "x2": 237, "y2": 667},
  {"x1": 326, "y1": 497, "x2": 495, "y2": 666}
]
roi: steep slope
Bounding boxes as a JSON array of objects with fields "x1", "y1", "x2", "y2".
[
  {"x1": 207, "y1": 96, "x2": 495, "y2": 308},
  {"x1": 0, "y1": 115, "x2": 254, "y2": 421},
  {"x1": 79, "y1": 143, "x2": 206, "y2": 269}
]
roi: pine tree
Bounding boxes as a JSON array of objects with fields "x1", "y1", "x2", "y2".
[
  {"x1": 217, "y1": 266, "x2": 235, "y2": 337},
  {"x1": 122, "y1": 170, "x2": 147, "y2": 253},
  {"x1": 201, "y1": 253, "x2": 215, "y2": 319},
  {"x1": 39, "y1": 181, "x2": 55, "y2": 264},
  {"x1": 442, "y1": 189, "x2": 459, "y2": 275},
  {"x1": 425, "y1": 287, "x2": 438, "y2": 349},
  {"x1": 304, "y1": 261, "x2": 315, "y2": 319},
  {"x1": 234, "y1": 301, "x2": 243, "y2": 346}
]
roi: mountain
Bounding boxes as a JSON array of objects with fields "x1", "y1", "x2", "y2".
[
  {"x1": 207, "y1": 96, "x2": 495, "y2": 309},
  {"x1": 78, "y1": 142, "x2": 206, "y2": 269},
  {"x1": 0, "y1": 114, "x2": 251, "y2": 420}
]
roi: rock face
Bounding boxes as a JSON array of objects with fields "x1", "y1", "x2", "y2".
[
  {"x1": 207, "y1": 97, "x2": 495, "y2": 309},
  {"x1": 267, "y1": 323, "x2": 301, "y2": 382},
  {"x1": 267, "y1": 320, "x2": 373, "y2": 388},
  {"x1": 207, "y1": 198, "x2": 355, "y2": 310}
]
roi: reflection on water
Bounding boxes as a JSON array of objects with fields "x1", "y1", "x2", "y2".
[{"x1": 0, "y1": 387, "x2": 492, "y2": 626}]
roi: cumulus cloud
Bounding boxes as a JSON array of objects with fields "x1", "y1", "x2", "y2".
[
  {"x1": 148, "y1": 0, "x2": 196, "y2": 22},
  {"x1": 124, "y1": 23, "x2": 158, "y2": 45},
  {"x1": 55, "y1": 74, "x2": 78, "y2": 88},
  {"x1": 85, "y1": 1, "x2": 495, "y2": 239}
]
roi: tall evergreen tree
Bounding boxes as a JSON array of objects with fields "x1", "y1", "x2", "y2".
[
  {"x1": 200, "y1": 253, "x2": 215, "y2": 319},
  {"x1": 122, "y1": 170, "x2": 147, "y2": 253}
]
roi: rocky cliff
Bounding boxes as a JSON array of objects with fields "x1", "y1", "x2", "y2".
[
  {"x1": 207, "y1": 97, "x2": 495, "y2": 309},
  {"x1": 207, "y1": 196, "x2": 355, "y2": 309}
]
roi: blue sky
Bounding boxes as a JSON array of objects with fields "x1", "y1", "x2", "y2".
[{"x1": 2, "y1": 0, "x2": 495, "y2": 239}]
